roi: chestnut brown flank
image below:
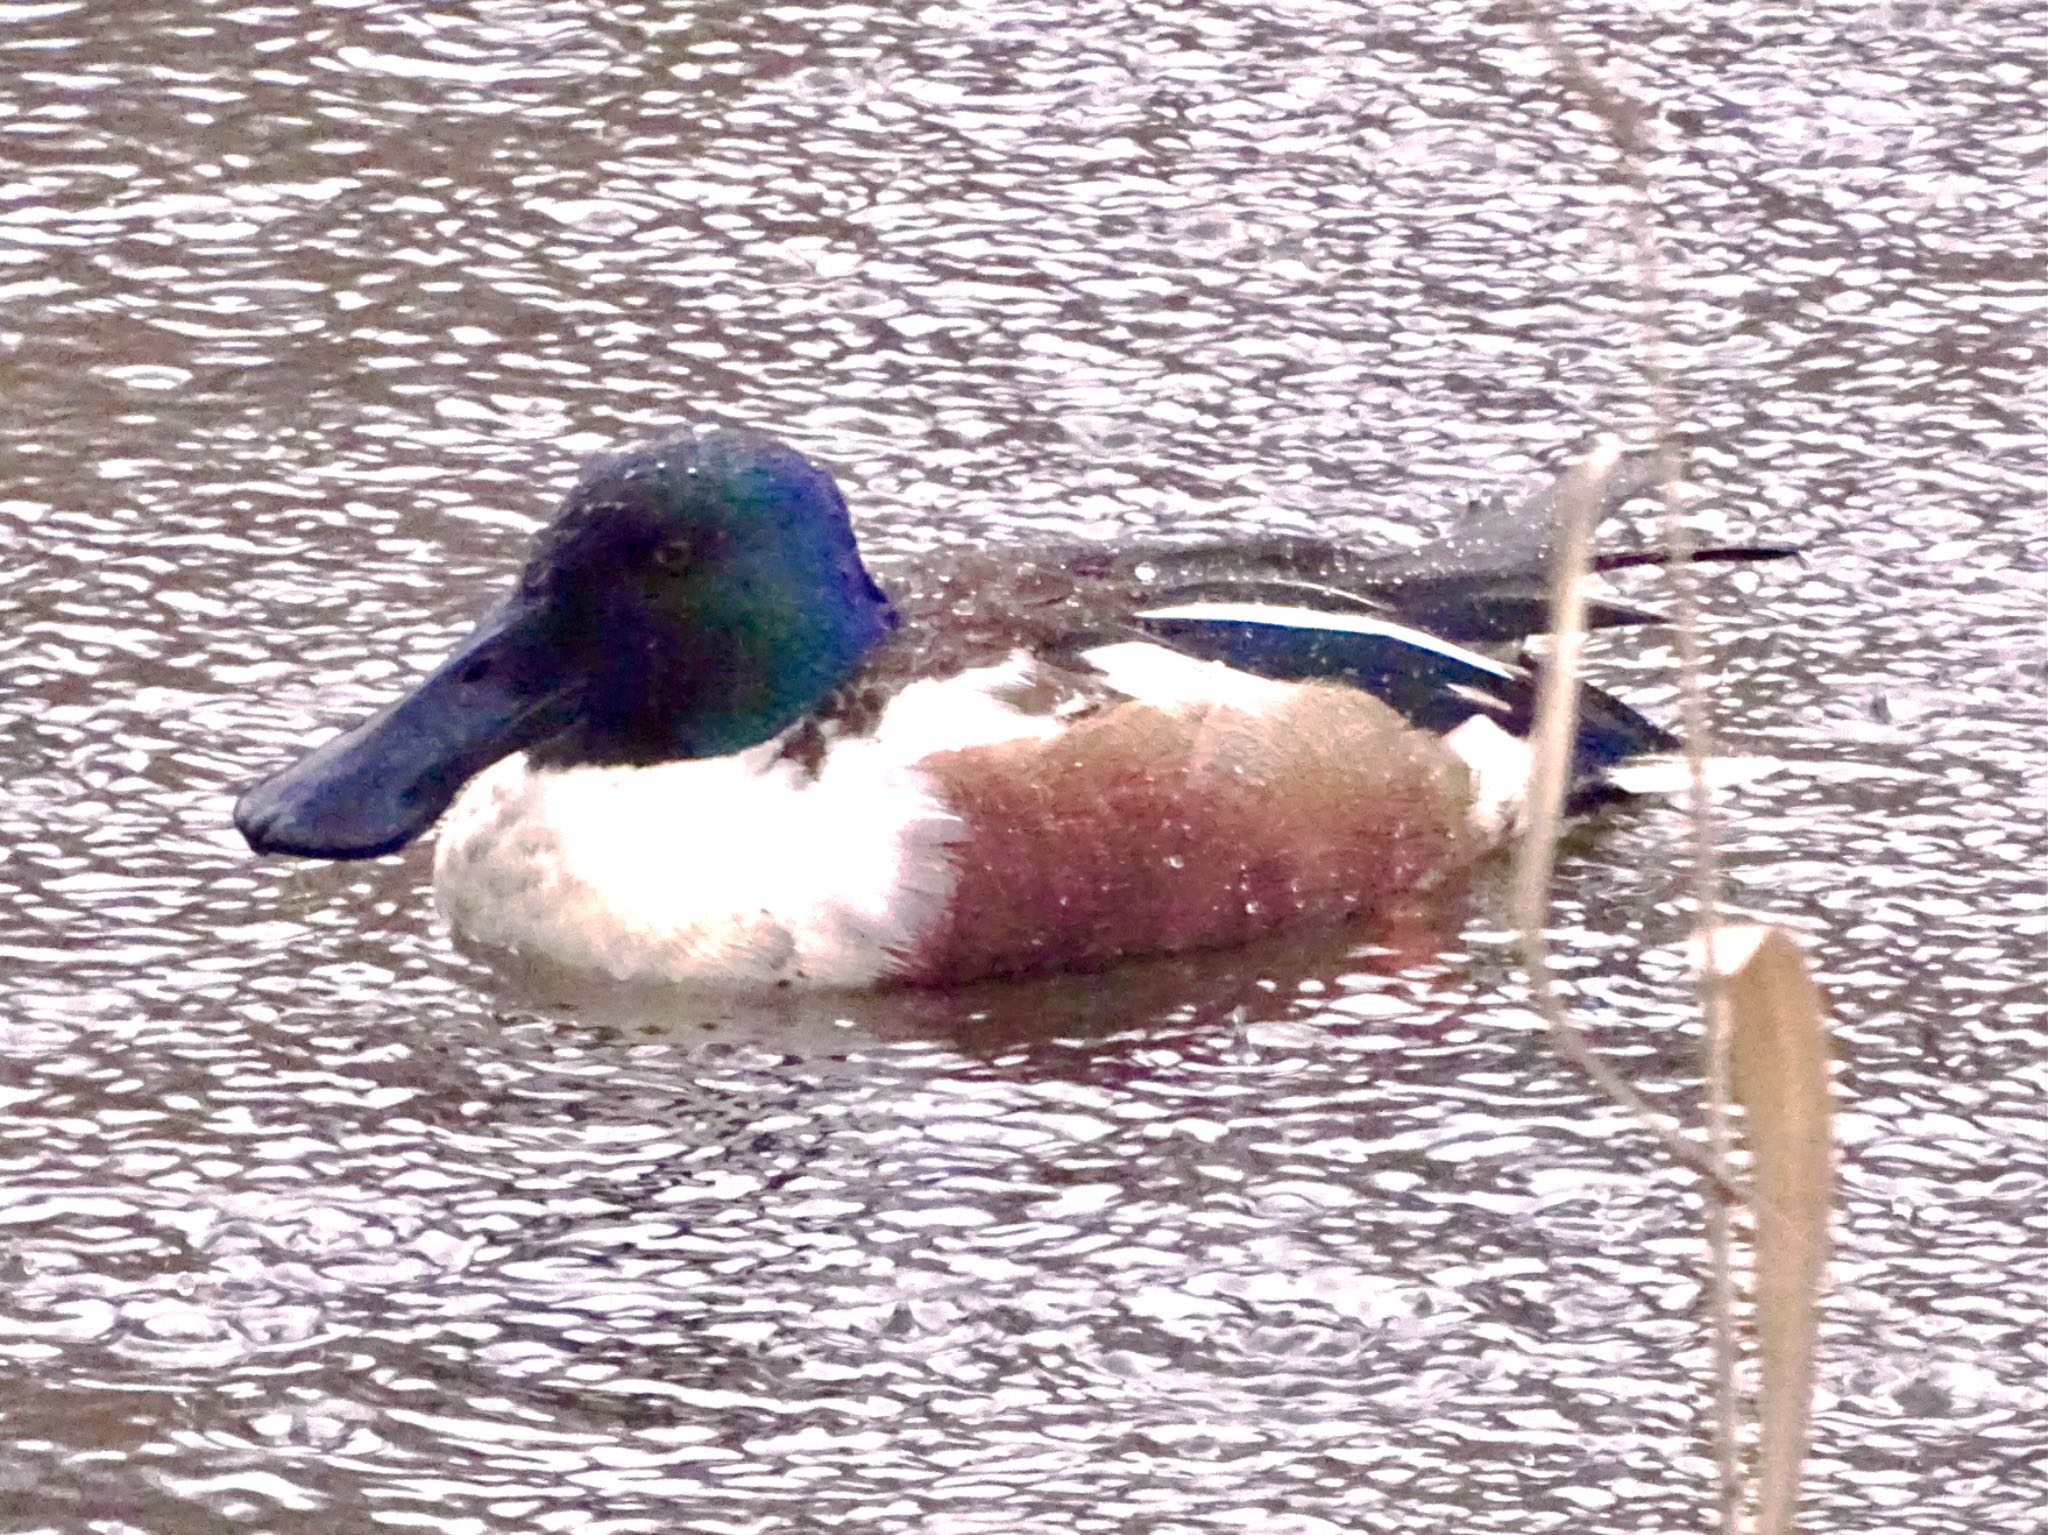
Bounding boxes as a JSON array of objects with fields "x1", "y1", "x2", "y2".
[{"x1": 905, "y1": 684, "x2": 1484, "y2": 985}]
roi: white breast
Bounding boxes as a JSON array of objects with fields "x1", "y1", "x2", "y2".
[{"x1": 430, "y1": 658, "x2": 1061, "y2": 989}]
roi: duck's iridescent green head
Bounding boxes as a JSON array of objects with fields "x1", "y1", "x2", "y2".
[{"x1": 235, "y1": 427, "x2": 896, "y2": 860}]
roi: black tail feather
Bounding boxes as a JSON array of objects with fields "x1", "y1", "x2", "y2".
[{"x1": 1593, "y1": 543, "x2": 1800, "y2": 573}]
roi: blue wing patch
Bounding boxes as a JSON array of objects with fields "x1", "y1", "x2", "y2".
[{"x1": 1132, "y1": 602, "x2": 1676, "y2": 775}]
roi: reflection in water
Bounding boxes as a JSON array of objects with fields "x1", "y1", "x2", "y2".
[
  {"x1": 460, "y1": 900, "x2": 1474, "y2": 1056},
  {"x1": 3, "y1": 0, "x2": 2046, "y2": 1530}
]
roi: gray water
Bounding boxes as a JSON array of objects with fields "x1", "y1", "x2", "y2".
[{"x1": 4, "y1": 1, "x2": 2046, "y2": 1531}]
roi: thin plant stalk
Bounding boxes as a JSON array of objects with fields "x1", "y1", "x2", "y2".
[
  {"x1": 1517, "y1": 8, "x2": 1745, "y2": 1523},
  {"x1": 1506, "y1": 442, "x2": 1734, "y2": 1193}
]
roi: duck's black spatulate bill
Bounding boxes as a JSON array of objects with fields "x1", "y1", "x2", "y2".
[{"x1": 235, "y1": 596, "x2": 576, "y2": 860}]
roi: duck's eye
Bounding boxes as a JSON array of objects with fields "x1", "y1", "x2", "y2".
[{"x1": 653, "y1": 540, "x2": 691, "y2": 575}]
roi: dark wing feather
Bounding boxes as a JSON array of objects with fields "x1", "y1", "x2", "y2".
[
  {"x1": 839, "y1": 446, "x2": 1785, "y2": 755},
  {"x1": 1130, "y1": 609, "x2": 1676, "y2": 775}
]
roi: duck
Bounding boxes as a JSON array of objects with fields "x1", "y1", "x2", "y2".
[{"x1": 234, "y1": 425, "x2": 1782, "y2": 990}]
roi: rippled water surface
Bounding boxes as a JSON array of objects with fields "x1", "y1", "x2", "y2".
[{"x1": 5, "y1": 1, "x2": 2046, "y2": 1530}]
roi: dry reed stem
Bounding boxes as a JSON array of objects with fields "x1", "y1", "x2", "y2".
[
  {"x1": 1506, "y1": 443, "x2": 1735, "y2": 1192},
  {"x1": 1514, "y1": 7, "x2": 1746, "y2": 1525},
  {"x1": 1718, "y1": 924, "x2": 1836, "y2": 1535}
]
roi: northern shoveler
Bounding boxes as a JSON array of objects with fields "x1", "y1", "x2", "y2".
[{"x1": 235, "y1": 426, "x2": 1779, "y2": 990}]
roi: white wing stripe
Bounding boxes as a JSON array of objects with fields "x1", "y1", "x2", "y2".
[{"x1": 1136, "y1": 600, "x2": 1519, "y2": 679}]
